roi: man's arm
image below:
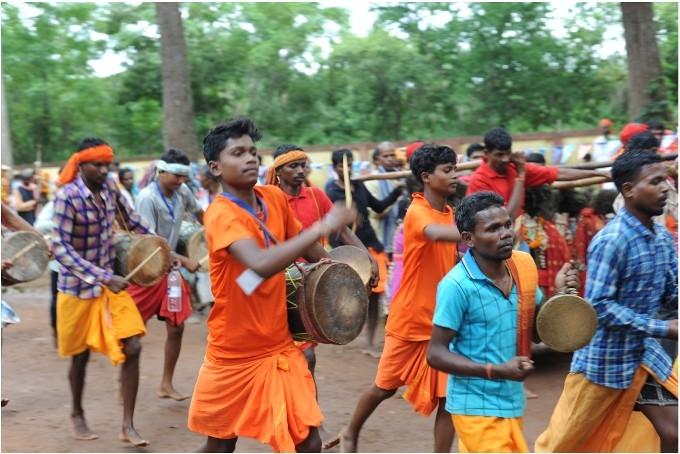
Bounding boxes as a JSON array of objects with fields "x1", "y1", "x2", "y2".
[
  {"x1": 555, "y1": 168, "x2": 608, "y2": 181},
  {"x1": 423, "y1": 224, "x2": 462, "y2": 242},
  {"x1": 1, "y1": 202, "x2": 41, "y2": 236},
  {"x1": 11, "y1": 188, "x2": 36, "y2": 212},
  {"x1": 364, "y1": 183, "x2": 402, "y2": 213},
  {"x1": 109, "y1": 179, "x2": 150, "y2": 235},
  {"x1": 301, "y1": 242, "x2": 330, "y2": 263}
]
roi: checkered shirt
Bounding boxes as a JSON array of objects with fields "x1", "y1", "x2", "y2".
[
  {"x1": 52, "y1": 176, "x2": 149, "y2": 298},
  {"x1": 571, "y1": 207, "x2": 677, "y2": 389}
]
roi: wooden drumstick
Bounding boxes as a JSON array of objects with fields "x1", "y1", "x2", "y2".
[
  {"x1": 342, "y1": 154, "x2": 356, "y2": 232},
  {"x1": 199, "y1": 255, "x2": 209, "y2": 267},
  {"x1": 10, "y1": 241, "x2": 39, "y2": 262},
  {"x1": 124, "y1": 246, "x2": 162, "y2": 282}
]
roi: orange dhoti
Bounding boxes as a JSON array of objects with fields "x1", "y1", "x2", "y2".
[
  {"x1": 374, "y1": 334, "x2": 447, "y2": 416},
  {"x1": 187, "y1": 345, "x2": 323, "y2": 452},
  {"x1": 535, "y1": 366, "x2": 678, "y2": 452},
  {"x1": 56, "y1": 288, "x2": 146, "y2": 366},
  {"x1": 367, "y1": 247, "x2": 389, "y2": 294},
  {"x1": 452, "y1": 415, "x2": 528, "y2": 453}
]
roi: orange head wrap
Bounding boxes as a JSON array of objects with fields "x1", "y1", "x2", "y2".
[
  {"x1": 58, "y1": 145, "x2": 114, "y2": 186},
  {"x1": 405, "y1": 141, "x2": 425, "y2": 161},
  {"x1": 598, "y1": 118, "x2": 613, "y2": 128},
  {"x1": 619, "y1": 123, "x2": 648, "y2": 146},
  {"x1": 264, "y1": 150, "x2": 309, "y2": 186}
]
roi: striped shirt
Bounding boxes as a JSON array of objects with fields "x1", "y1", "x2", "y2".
[
  {"x1": 571, "y1": 207, "x2": 677, "y2": 389},
  {"x1": 52, "y1": 176, "x2": 149, "y2": 298}
]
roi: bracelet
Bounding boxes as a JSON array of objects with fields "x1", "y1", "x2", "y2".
[
  {"x1": 485, "y1": 363, "x2": 494, "y2": 379},
  {"x1": 516, "y1": 176, "x2": 525, "y2": 183}
]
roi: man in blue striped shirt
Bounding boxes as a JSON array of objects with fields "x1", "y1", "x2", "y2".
[{"x1": 536, "y1": 150, "x2": 678, "y2": 452}]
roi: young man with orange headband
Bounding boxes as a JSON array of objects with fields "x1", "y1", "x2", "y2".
[{"x1": 52, "y1": 138, "x2": 151, "y2": 446}]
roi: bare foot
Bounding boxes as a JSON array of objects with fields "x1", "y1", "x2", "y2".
[
  {"x1": 324, "y1": 428, "x2": 357, "y2": 452},
  {"x1": 71, "y1": 414, "x2": 98, "y2": 440},
  {"x1": 361, "y1": 347, "x2": 382, "y2": 359},
  {"x1": 319, "y1": 425, "x2": 334, "y2": 449},
  {"x1": 525, "y1": 387, "x2": 539, "y2": 399},
  {"x1": 158, "y1": 385, "x2": 190, "y2": 401},
  {"x1": 120, "y1": 426, "x2": 149, "y2": 447}
]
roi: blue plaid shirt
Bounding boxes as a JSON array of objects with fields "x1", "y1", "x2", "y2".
[{"x1": 571, "y1": 207, "x2": 677, "y2": 389}]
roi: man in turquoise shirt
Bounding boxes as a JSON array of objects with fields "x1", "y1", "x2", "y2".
[{"x1": 428, "y1": 191, "x2": 579, "y2": 452}]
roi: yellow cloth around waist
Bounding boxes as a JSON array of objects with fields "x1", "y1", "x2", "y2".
[
  {"x1": 56, "y1": 288, "x2": 146, "y2": 366},
  {"x1": 534, "y1": 365, "x2": 677, "y2": 453},
  {"x1": 452, "y1": 415, "x2": 528, "y2": 453}
]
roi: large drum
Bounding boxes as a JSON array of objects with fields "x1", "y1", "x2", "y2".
[
  {"x1": 176, "y1": 222, "x2": 207, "y2": 263},
  {"x1": 113, "y1": 233, "x2": 171, "y2": 287},
  {"x1": 286, "y1": 261, "x2": 368, "y2": 345},
  {"x1": 1, "y1": 231, "x2": 49, "y2": 285},
  {"x1": 328, "y1": 245, "x2": 373, "y2": 286}
]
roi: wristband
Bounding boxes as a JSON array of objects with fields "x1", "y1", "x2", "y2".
[
  {"x1": 485, "y1": 363, "x2": 494, "y2": 379},
  {"x1": 516, "y1": 176, "x2": 525, "y2": 183}
]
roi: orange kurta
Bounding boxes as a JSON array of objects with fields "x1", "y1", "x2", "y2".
[
  {"x1": 377, "y1": 193, "x2": 457, "y2": 415},
  {"x1": 187, "y1": 185, "x2": 323, "y2": 452}
]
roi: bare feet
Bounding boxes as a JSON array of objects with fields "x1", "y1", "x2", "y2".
[
  {"x1": 158, "y1": 385, "x2": 190, "y2": 401},
  {"x1": 323, "y1": 428, "x2": 357, "y2": 452},
  {"x1": 525, "y1": 387, "x2": 538, "y2": 399},
  {"x1": 361, "y1": 347, "x2": 382, "y2": 359},
  {"x1": 71, "y1": 414, "x2": 98, "y2": 440},
  {"x1": 120, "y1": 426, "x2": 149, "y2": 447}
]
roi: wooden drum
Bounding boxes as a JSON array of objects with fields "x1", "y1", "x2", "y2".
[
  {"x1": 1, "y1": 231, "x2": 49, "y2": 285},
  {"x1": 286, "y1": 261, "x2": 368, "y2": 345},
  {"x1": 176, "y1": 222, "x2": 207, "y2": 263},
  {"x1": 113, "y1": 233, "x2": 171, "y2": 287}
]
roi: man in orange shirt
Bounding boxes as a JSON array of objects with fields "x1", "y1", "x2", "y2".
[
  {"x1": 328, "y1": 144, "x2": 461, "y2": 452},
  {"x1": 187, "y1": 118, "x2": 356, "y2": 453}
]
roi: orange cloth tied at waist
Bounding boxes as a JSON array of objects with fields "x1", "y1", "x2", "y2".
[
  {"x1": 188, "y1": 345, "x2": 323, "y2": 452},
  {"x1": 506, "y1": 251, "x2": 538, "y2": 358},
  {"x1": 265, "y1": 150, "x2": 309, "y2": 186},
  {"x1": 58, "y1": 145, "x2": 114, "y2": 186},
  {"x1": 368, "y1": 247, "x2": 389, "y2": 294}
]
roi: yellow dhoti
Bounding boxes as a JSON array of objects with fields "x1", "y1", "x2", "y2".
[
  {"x1": 56, "y1": 288, "x2": 146, "y2": 365},
  {"x1": 452, "y1": 415, "x2": 528, "y2": 453},
  {"x1": 535, "y1": 366, "x2": 678, "y2": 452}
]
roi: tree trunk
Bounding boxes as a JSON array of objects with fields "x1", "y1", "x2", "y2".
[
  {"x1": 620, "y1": 2, "x2": 668, "y2": 121},
  {"x1": 1, "y1": 78, "x2": 13, "y2": 167},
  {"x1": 156, "y1": 3, "x2": 199, "y2": 159}
]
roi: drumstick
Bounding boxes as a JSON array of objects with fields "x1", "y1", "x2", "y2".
[
  {"x1": 342, "y1": 154, "x2": 352, "y2": 207},
  {"x1": 124, "y1": 246, "x2": 162, "y2": 282},
  {"x1": 10, "y1": 241, "x2": 39, "y2": 262},
  {"x1": 199, "y1": 255, "x2": 209, "y2": 267}
]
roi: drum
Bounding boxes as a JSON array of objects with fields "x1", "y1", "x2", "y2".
[
  {"x1": 113, "y1": 233, "x2": 171, "y2": 287},
  {"x1": 536, "y1": 289, "x2": 597, "y2": 353},
  {"x1": 286, "y1": 261, "x2": 368, "y2": 345},
  {"x1": 328, "y1": 245, "x2": 373, "y2": 286},
  {"x1": 176, "y1": 222, "x2": 208, "y2": 263},
  {"x1": 1, "y1": 231, "x2": 49, "y2": 285}
]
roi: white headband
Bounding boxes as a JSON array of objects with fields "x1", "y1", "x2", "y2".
[{"x1": 156, "y1": 160, "x2": 191, "y2": 176}]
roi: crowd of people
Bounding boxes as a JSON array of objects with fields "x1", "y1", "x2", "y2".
[{"x1": 0, "y1": 116, "x2": 678, "y2": 453}]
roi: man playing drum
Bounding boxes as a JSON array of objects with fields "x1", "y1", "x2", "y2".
[
  {"x1": 187, "y1": 118, "x2": 356, "y2": 452},
  {"x1": 535, "y1": 150, "x2": 678, "y2": 453},
  {"x1": 130, "y1": 148, "x2": 203, "y2": 402},
  {"x1": 428, "y1": 192, "x2": 579, "y2": 453},
  {"x1": 330, "y1": 144, "x2": 462, "y2": 452},
  {"x1": 51, "y1": 138, "x2": 151, "y2": 446}
]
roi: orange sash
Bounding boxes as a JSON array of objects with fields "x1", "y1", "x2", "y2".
[{"x1": 506, "y1": 251, "x2": 538, "y2": 358}]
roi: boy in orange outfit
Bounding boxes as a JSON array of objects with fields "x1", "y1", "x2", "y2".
[
  {"x1": 187, "y1": 118, "x2": 356, "y2": 453},
  {"x1": 328, "y1": 144, "x2": 461, "y2": 452}
]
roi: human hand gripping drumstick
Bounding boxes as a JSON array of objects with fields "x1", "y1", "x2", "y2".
[
  {"x1": 124, "y1": 246, "x2": 162, "y2": 282},
  {"x1": 342, "y1": 154, "x2": 356, "y2": 232}
]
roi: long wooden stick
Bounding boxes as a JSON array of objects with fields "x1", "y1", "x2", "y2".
[
  {"x1": 10, "y1": 241, "x2": 39, "y2": 262},
  {"x1": 124, "y1": 246, "x2": 162, "y2": 282},
  {"x1": 199, "y1": 255, "x2": 209, "y2": 267},
  {"x1": 551, "y1": 176, "x2": 611, "y2": 189},
  {"x1": 342, "y1": 154, "x2": 356, "y2": 232}
]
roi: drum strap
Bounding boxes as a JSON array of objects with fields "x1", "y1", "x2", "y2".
[
  {"x1": 506, "y1": 251, "x2": 538, "y2": 359},
  {"x1": 221, "y1": 191, "x2": 278, "y2": 248}
]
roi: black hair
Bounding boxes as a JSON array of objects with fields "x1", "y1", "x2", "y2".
[
  {"x1": 525, "y1": 186, "x2": 556, "y2": 218},
  {"x1": 160, "y1": 148, "x2": 191, "y2": 166},
  {"x1": 202, "y1": 117, "x2": 262, "y2": 163},
  {"x1": 483, "y1": 127, "x2": 512, "y2": 152},
  {"x1": 273, "y1": 144, "x2": 303, "y2": 159},
  {"x1": 611, "y1": 149, "x2": 663, "y2": 192},
  {"x1": 466, "y1": 143, "x2": 485, "y2": 158},
  {"x1": 77, "y1": 137, "x2": 108, "y2": 151},
  {"x1": 592, "y1": 189, "x2": 617, "y2": 216},
  {"x1": 526, "y1": 153, "x2": 546, "y2": 165},
  {"x1": 118, "y1": 167, "x2": 134, "y2": 181},
  {"x1": 409, "y1": 143, "x2": 457, "y2": 184},
  {"x1": 646, "y1": 120, "x2": 665, "y2": 131},
  {"x1": 455, "y1": 191, "x2": 505, "y2": 233},
  {"x1": 200, "y1": 164, "x2": 220, "y2": 182},
  {"x1": 626, "y1": 132, "x2": 660, "y2": 152},
  {"x1": 331, "y1": 148, "x2": 354, "y2": 166},
  {"x1": 556, "y1": 188, "x2": 589, "y2": 217},
  {"x1": 372, "y1": 148, "x2": 381, "y2": 162}
]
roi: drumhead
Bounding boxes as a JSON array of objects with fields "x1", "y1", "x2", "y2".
[
  {"x1": 536, "y1": 294, "x2": 597, "y2": 353},
  {"x1": 305, "y1": 262, "x2": 368, "y2": 344},
  {"x1": 178, "y1": 222, "x2": 207, "y2": 263},
  {"x1": 127, "y1": 235, "x2": 171, "y2": 287},
  {"x1": 328, "y1": 246, "x2": 372, "y2": 286},
  {"x1": 1, "y1": 231, "x2": 49, "y2": 284}
]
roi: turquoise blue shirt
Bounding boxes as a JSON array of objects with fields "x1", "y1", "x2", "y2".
[{"x1": 433, "y1": 250, "x2": 542, "y2": 418}]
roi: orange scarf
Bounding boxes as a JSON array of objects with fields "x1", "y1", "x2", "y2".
[
  {"x1": 264, "y1": 150, "x2": 309, "y2": 186},
  {"x1": 58, "y1": 145, "x2": 114, "y2": 185},
  {"x1": 506, "y1": 251, "x2": 538, "y2": 358}
]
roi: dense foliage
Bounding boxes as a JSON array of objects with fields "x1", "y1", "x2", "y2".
[{"x1": 2, "y1": 2, "x2": 677, "y2": 164}]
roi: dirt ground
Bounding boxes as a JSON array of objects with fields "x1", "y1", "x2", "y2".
[{"x1": 1, "y1": 282, "x2": 572, "y2": 453}]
